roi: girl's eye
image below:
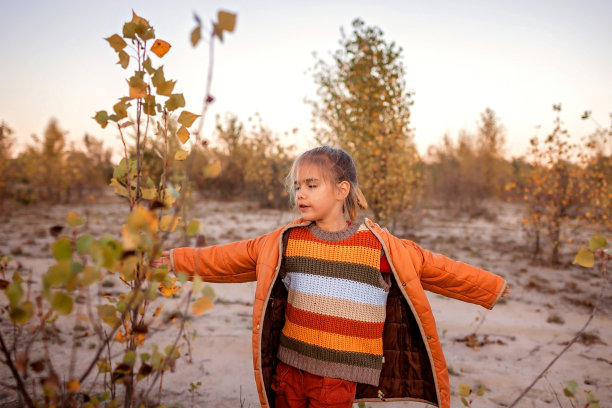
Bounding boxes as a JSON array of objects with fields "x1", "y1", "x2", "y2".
[{"x1": 309, "y1": 184, "x2": 317, "y2": 189}]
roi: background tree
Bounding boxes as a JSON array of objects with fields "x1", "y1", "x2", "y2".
[
  {"x1": 0, "y1": 122, "x2": 15, "y2": 208},
  {"x1": 310, "y1": 18, "x2": 421, "y2": 230}
]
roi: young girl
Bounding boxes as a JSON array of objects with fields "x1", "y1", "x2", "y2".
[{"x1": 153, "y1": 146, "x2": 509, "y2": 408}]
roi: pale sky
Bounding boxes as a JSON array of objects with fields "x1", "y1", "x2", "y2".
[{"x1": 1, "y1": 0, "x2": 611, "y2": 159}]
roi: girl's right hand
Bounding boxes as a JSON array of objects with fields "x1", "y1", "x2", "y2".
[{"x1": 151, "y1": 250, "x2": 172, "y2": 270}]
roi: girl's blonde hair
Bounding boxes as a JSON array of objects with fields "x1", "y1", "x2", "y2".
[{"x1": 285, "y1": 146, "x2": 368, "y2": 221}]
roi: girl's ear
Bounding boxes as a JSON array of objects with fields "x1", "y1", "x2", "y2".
[{"x1": 336, "y1": 180, "x2": 350, "y2": 201}]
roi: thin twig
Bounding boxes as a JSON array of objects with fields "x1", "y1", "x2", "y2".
[
  {"x1": 195, "y1": 29, "x2": 216, "y2": 143},
  {"x1": 508, "y1": 253, "x2": 609, "y2": 407},
  {"x1": 0, "y1": 332, "x2": 35, "y2": 408}
]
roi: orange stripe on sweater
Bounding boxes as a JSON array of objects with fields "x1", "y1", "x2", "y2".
[
  {"x1": 282, "y1": 320, "x2": 383, "y2": 355},
  {"x1": 285, "y1": 303, "x2": 384, "y2": 339},
  {"x1": 286, "y1": 239, "x2": 380, "y2": 269}
]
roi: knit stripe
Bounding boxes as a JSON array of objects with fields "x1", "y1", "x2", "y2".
[
  {"x1": 295, "y1": 227, "x2": 381, "y2": 249},
  {"x1": 278, "y1": 345, "x2": 382, "y2": 385},
  {"x1": 285, "y1": 256, "x2": 383, "y2": 287},
  {"x1": 287, "y1": 290, "x2": 386, "y2": 322},
  {"x1": 286, "y1": 239, "x2": 380, "y2": 269},
  {"x1": 282, "y1": 319, "x2": 383, "y2": 355},
  {"x1": 279, "y1": 334, "x2": 382, "y2": 369},
  {"x1": 286, "y1": 273, "x2": 388, "y2": 305},
  {"x1": 285, "y1": 303, "x2": 384, "y2": 338}
]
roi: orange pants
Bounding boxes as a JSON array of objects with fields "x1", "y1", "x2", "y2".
[{"x1": 272, "y1": 361, "x2": 357, "y2": 408}]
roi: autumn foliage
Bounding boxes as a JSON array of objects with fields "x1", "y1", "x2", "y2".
[{"x1": 311, "y1": 19, "x2": 422, "y2": 230}]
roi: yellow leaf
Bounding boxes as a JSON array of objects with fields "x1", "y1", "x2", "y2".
[
  {"x1": 177, "y1": 111, "x2": 200, "y2": 128},
  {"x1": 203, "y1": 162, "x2": 221, "y2": 178},
  {"x1": 109, "y1": 178, "x2": 129, "y2": 198},
  {"x1": 458, "y1": 384, "x2": 472, "y2": 397},
  {"x1": 151, "y1": 39, "x2": 171, "y2": 58},
  {"x1": 177, "y1": 126, "x2": 190, "y2": 144},
  {"x1": 153, "y1": 305, "x2": 163, "y2": 317},
  {"x1": 129, "y1": 83, "x2": 147, "y2": 99},
  {"x1": 192, "y1": 296, "x2": 213, "y2": 316},
  {"x1": 131, "y1": 10, "x2": 149, "y2": 26},
  {"x1": 127, "y1": 206, "x2": 158, "y2": 232},
  {"x1": 159, "y1": 283, "x2": 179, "y2": 297},
  {"x1": 141, "y1": 188, "x2": 157, "y2": 200},
  {"x1": 67, "y1": 378, "x2": 80, "y2": 393},
  {"x1": 160, "y1": 215, "x2": 181, "y2": 232},
  {"x1": 115, "y1": 330, "x2": 128, "y2": 343},
  {"x1": 174, "y1": 150, "x2": 188, "y2": 161},
  {"x1": 217, "y1": 10, "x2": 237, "y2": 33},
  {"x1": 66, "y1": 211, "x2": 85, "y2": 227}
]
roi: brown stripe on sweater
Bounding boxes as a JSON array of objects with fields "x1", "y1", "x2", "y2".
[
  {"x1": 278, "y1": 346, "x2": 382, "y2": 386},
  {"x1": 285, "y1": 257, "x2": 385, "y2": 288},
  {"x1": 279, "y1": 333, "x2": 382, "y2": 370}
]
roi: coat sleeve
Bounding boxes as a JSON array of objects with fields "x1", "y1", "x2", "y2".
[
  {"x1": 402, "y1": 240, "x2": 507, "y2": 309},
  {"x1": 169, "y1": 234, "x2": 268, "y2": 283}
]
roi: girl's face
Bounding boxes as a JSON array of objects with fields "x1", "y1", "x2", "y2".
[{"x1": 293, "y1": 162, "x2": 349, "y2": 230}]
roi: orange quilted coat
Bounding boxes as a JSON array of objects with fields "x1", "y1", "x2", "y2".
[{"x1": 170, "y1": 219, "x2": 507, "y2": 408}]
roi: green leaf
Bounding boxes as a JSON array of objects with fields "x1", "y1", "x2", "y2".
[
  {"x1": 117, "y1": 50, "x2": 129, "y2": 69},
  {"x1": 123, "y1": 350, "x2": 137, "y2": 367},
  {"x1": 140, "y1": 353, "x2": 150, "y2": 362},
  {"x1": 156, "y1": 80, "x2": 176, "y2": 97},
  {"x1": 187, "y1": 220, "x2": 200, "y2": 236},
  {"x1": 105, "y1": 34, "x2": 127, "y2": 52},
  {"x1": 97, "y1": 304, "x2": 119, "y2": 327},
  {"x1": 143, "y1": 57, "x2": 155, "y2": 75},
  {"x1": 128, "y1": 75, "x2": 147, "y2": 99},
  {"x1": 174, "y1": 150, "x2": 188, "y2": 161},
  {"x1": 151, "y1": 66, "x2": 165, "y2": 87},
  {"x1": 563, "y1": 380, "x2": 578, "y2": 397},
  {"x1": 589, "y1": 236, "x2": 607, "y2": 251},
  {"x1": 164, "y1": 93, "x2": 185, "y2": 111},
  {"x1": 123, "y1": 22, "x2": 137, "y2": 39},
  {"x1": 190, "y1": 25, "x2": 201, "y2": 47},
  {"x1": 476, "y1": 384, "x2": 485, "y2": 396},
  {"x1": 66, "y1": 211, "x2": 85, "y2": 227},
  {"x1": 201, "y1": 284, "x2": 215, "y2": 300},
  {"x1": 78, "y1": 266, "x2": 102, "y2": 287},
  {"x1": 178, "y1": 111, "x2": 200, "y2": 128},
  {"x1": 97, "y1": 358, "x2": 112, "y2": 373},
  {"x1": 5, "y1": 279, "x2": 23, "y2": 306},
  {"x1": 461, "y1": 397, "x2": 470, "y2": 407},
  {"x1": 76, "y1": 235, "x2": 95, "y2": 254},
  {"x1": 176, "y1": 272, "x2": 188, "y2": 284},
  {"x1": 47, "y1": 260, "x2": 72, "y2": 287},
  {"x1": 573, "y1": 248, "x2": 595, "y2": 268},
  {"x1": 9, "y1": 301, "x2": 33, "y2": 325},
  {"x1": 93, "y1": 110, "x2": 109, "y2": 128},
  {"x1": 192, "y1": 274, "x2": 203, "y2": 294},
  {"x1": 51, "y1": 292, "x2": 73, "y2": 315},
  {"x1": 113, "y1": 99, "x2": 129, "y2": 120},
  {"x1": 52, "y1": 237, "x2": 73, "y2": 260}
]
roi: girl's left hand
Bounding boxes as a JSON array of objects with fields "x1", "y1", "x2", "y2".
[{"x1": 151, "y1": 250, "x2": 172, "y2": 270}]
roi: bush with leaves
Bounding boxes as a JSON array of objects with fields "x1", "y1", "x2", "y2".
[
  {"x1": 310, "y1": 18, "x2": 421, "y2": 230},
  {"x1": 424, "y1": 108, "x2": 509, "y2": 216},
  {"x1": 0, "y1": 10, "x2": 237, "y2": 407}
]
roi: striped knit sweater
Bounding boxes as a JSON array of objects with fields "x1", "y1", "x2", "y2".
[{"x1": 277, "y1": 222, "x2": 390, "y2": 385}]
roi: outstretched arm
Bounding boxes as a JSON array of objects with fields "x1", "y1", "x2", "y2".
[
  {"x1": 404, "y1": 240, "x2": 508, "y2": 309},
  {"x1": 152, "y1": 235, "x2": 267, "y2": 283}
]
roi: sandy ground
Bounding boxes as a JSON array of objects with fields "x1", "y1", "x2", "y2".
[{"x1": 0, "y1": 193, "x2": 610, "y2": 407}]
